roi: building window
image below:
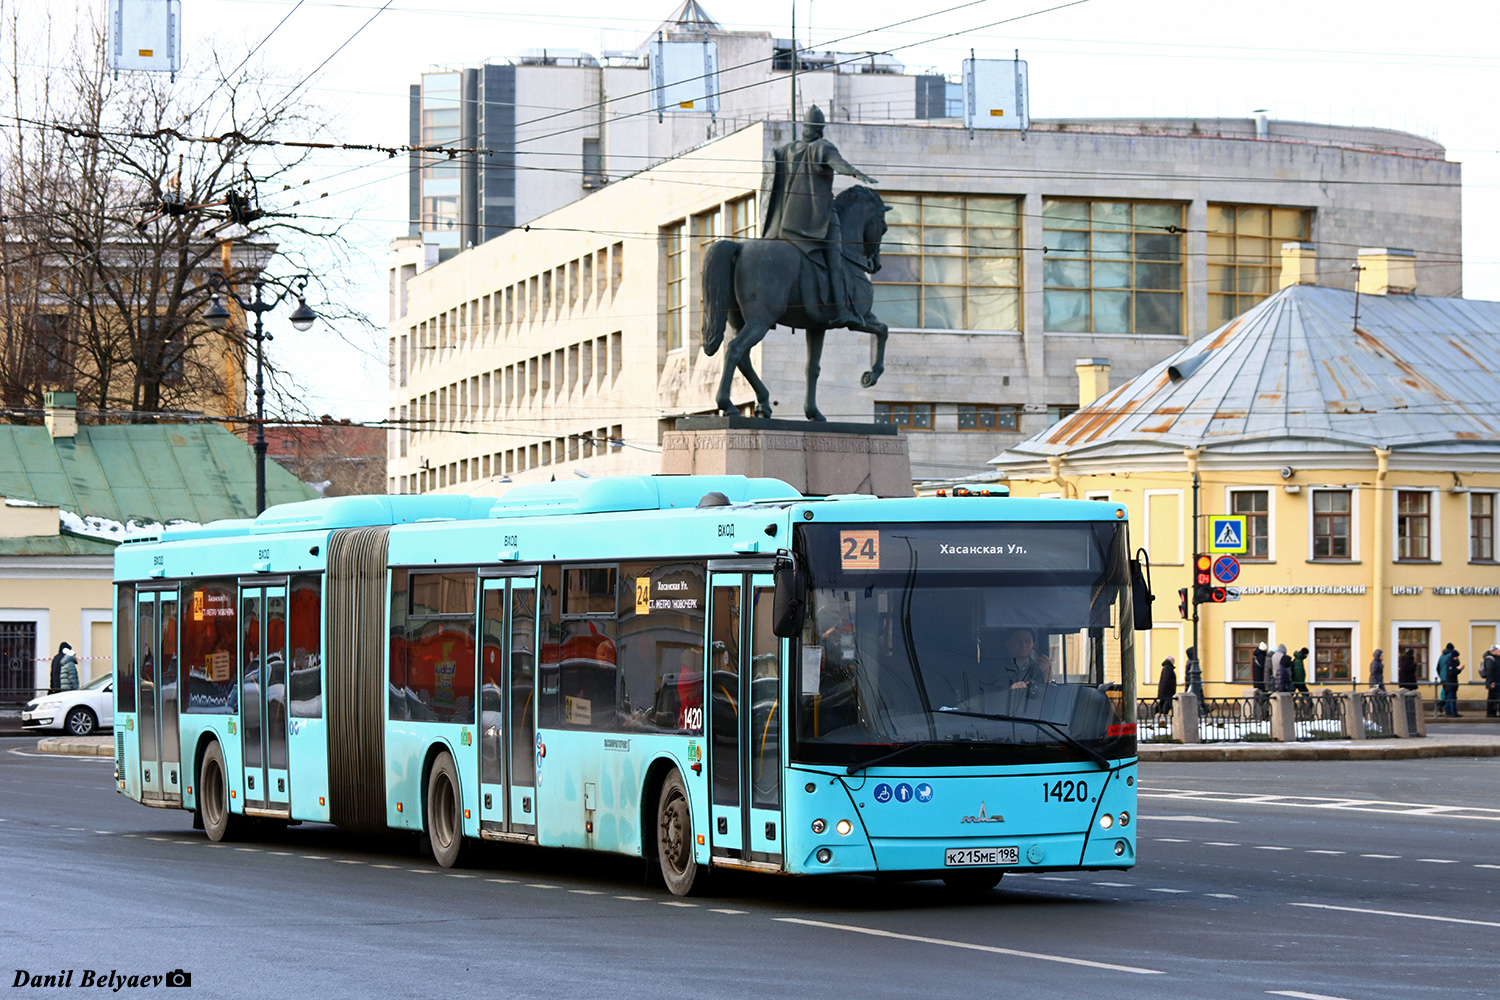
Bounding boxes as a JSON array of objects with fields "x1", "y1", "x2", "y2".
[
  {"x1": 873, "y1": 194, "x2": 1020, "y2": 331},
  {"x1": 1312, "y1": 490, "x2": 1352, "y2": 559},
  {"x1": 1042, "y1": 199, "x2": 1183, "y2": 336},
  {"x1": 1046, "y1": 404, "x2": 1078, "y2": 425},
  {"x1": 1471, "y1": 493, "x2": 1494, "y2": 562},
  {"x1": 1230, "y1": 489, "x2": 1270, "y2": 560},
  {"x1": 874, "y1": 402, "x2": 934, "y2": 430},
  {"x1": 728, "y1": 194, "x2": 756, "y2": 240},
  {"x1": 581, "y1": 137, "x2": 603, "y2": 187},
  {"x1": 1398, "y1": 627, "x2": 1431, "y2": 681},
  {"x1": 956, "y1": 404, "x2": 1019, "y2": 431},
  {"x1": 663, "y1": 222, "x2": 686, "y2": 351},
  {"x1": 1206, "y1": 205, "x2": 1312, "y2": 328},
  {"x1": 1313, "y1": 627, "x2": 1352, "y2": 683},
  {"x1": 1231, "y1": 627, "x2": 1268, "y2": 683},
  {"x1": 1396, "y1": 490, "x2": 1431, "y2": 561}
]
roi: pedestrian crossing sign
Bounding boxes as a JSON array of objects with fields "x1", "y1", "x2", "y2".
[{"x1": 1209, "y1": 516, "x2": 1247, "y2": 553}]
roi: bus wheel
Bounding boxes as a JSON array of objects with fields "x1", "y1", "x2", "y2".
[
  {"x1": 656, "y1": 771, "x2": 704, "y2": 896},
  {"x1": 426, "y1": 751, "x2": 468, "y2": 868},
  {"x1": 199, "y1": 742, "x2": 237, "y2": 843},
  {"x1": 942, "y1": 871, "x2": 1003, "y2": 894}
]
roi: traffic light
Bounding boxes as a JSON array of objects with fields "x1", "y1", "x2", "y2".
[
  {"x1": 1177, "y1": 587, "x2": 1190, "y2": 620},
  {"x1": 1192, "y1": 554, "x2": 1228, "y2": 604}
]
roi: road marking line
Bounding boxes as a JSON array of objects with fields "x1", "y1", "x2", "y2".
[
  {"x1": 1038, "y1": 876, "x2": 1076, "y2": 882},
  {"x1": 486, "y1": 878, "x2": 517, "y2": 883},
  {"x1": 568, "y1": 889, "x2": 605, "y2": 895},
  {"x1": 527, "y1": 883, "x2": 557, "y2": 889},
  {"x1": 302, "y1": 855, "x2": 326, "y2": 860},
  {"x1": 710, "y1": 908, "x2": 746, "y2": 914},
  {"x1": 146, "y1": 836, "x2": 172, "y2": 841},
  {"x1": 445, "y1": 873, "x2": 476, "y2": 878},
  {"x1": 1206, "y1": 893, "x2": 1239, "y2": 899},
  {"x1": 1146, "y1": 815, "x2": 1239, "y2": 824},
  {"x1": 1204, "y1": 842, "x2": 1240, "y2": 847},
  {"x1": 372, "y1": 864, "x2": 401, "y2": 869},
  {"x1": 93, "y1": 831, "x2": 111, "y2": 835},
  {"x1": 1415, "y1": 858, "x2": 1458, "y2": 864},
  {"x1": 407, "y1": 869, "x2": 436, "y2": 874},
  {"x1": 1153, "y1": 838, "x2": 1189, "y2": 843},
  {"x1": 1291, "y1": 902, "x2": 1500, "y2": 930},
  {"x1": 1148, "y1": 888, "x2": 1189, "y2": 894},
  {"x1": 774, "y1": 918, "x2": 1163, "y2": 975},
  {"x1": 66, "y1": 827, "x2": 86, "y2": 831},
  {"x1": 1143, "y1": 787, "x2": 1500, "y2": 822},
  {"x1": 661, "y1": 901, "x2": 697, "y2": 908},
  {"x1": 1359, "y1": 854, "x2": 1399, "y2": 859},
  {"x1": 1254, "y1": 846, "x2": 1292, "y2": 851},
  {"x1": 1093, "y1": 882, "x2": 1132, "y2": 887},
  {"x1": 335, "y1": 859, "x2": 363, "y2": 864},
  {"x1": 1476, "y1": 864, "x2": 1500, "y2": 870},
  {"x1": 269, "y1": 851, "x2": 293, "y2": 856},
  {"x1": 235, "y1": 847, "x2": 260, "y2": 852},
  {"x1": 1306, "y1": 850, "x2": 1344, "y2": 855},
  {"x1": 1267, "y1": 991, "x2": 1359, "y2": 1000},
  {"x1": 122, "y1": 834, "x2": 138, "y2": 838},
  {"x1": 614, "y1": 895, "x2": 648, "y2": 900}
]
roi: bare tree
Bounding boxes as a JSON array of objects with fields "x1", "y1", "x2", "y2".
[{"x1": 0, "y1": 5, "x2": 364, "y2": 424}]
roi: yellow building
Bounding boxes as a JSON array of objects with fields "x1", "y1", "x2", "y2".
[{"x1": 989, "y1": 248, "x2": 1500, "y2": 703}]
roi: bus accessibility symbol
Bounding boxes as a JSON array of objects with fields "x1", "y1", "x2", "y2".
[{"x1": 873, "y1": 783, "x2": 894, "y2": 803}]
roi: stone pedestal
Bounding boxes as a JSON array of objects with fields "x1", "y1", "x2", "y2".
[{"x1": 661, "y1": 416, "x2": 912, "y2": 497}]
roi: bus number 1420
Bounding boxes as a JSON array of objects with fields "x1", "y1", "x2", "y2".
[{"x1": 1042, "y1": 780, "x2": 1088, "y2": 802}]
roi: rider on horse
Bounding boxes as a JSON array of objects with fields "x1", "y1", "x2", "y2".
[{"x1": 761, "y1": 105, "x2": 880, "y2": 332}]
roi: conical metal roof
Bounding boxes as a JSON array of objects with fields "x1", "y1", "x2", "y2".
[{"x1": 992, "y1": 284, "x2": 1500, "y2": 467}]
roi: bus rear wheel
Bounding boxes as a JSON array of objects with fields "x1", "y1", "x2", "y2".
[
  {"x1": 656, "y1": 772, "x2": 704, "y2": 896},
  {"x1": 426, "y1": 751, "x2": 468, "y2": 868},
  {"x1": 199, "y1": 742, "x2": 237, "y2": 842}
]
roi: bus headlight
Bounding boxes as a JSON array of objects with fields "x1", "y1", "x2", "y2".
[
  {"x1": 1098, "y1": 813, "x2": 1114, "y2": 829},
  {"x1": 811, "y1": 819, "x2": 826, "y2": 834},
  {"x1": 836, "y1": 819, "x2": 852, "y2": 836}
]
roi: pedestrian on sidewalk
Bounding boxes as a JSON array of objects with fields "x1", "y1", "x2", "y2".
[
  {"x1": 1398, "y1": 647, "x2": 1419, "y2": 691},
  {"x1": 1440, "y1": 646, "x2": 1462, "y2": 717},
  {"x1": 1369, "y1": 649, "x2": 1386, "y2": 691},
  {"x1": 1436, "y1": 643, "x2": 1458, "y2": 716},
  {"x1": 57, "y1": 644, "x2": 78, "y2": 691},
  {"x1": 1251, "y1": 642, "x2": 1268, "y2": 693},
  {"x1": 1291, "y1": 647, "x2": 1310, "y2": 693},
  {"x1": 1274, "y1": 643, "x2": 1293, "y2": 693},
  {"x1": 48, "y1": 642, "x2": 77, "y2": 694},
  {"x1": 1156, "y1": 656, "x2": 1177, "y2": 715},
  {"x1": 1482, "y1": 644, "x2": 1500, "y2": 718}
]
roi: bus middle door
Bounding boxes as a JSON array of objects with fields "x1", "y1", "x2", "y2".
[
  {"x1": 707, "y1": 571, "x2": 783, "y2": 866},
  {"x1": 239, "y1": 581, "x2": 290, "y2": 817},
  {"x1": 135, "y1": 588, "x2": 181, "y2": 805},
  {"x1": 477, "y1": 570, "x2": 538, "y2": 839}
]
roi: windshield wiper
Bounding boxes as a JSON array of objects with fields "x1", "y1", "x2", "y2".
[
  {"x1": 845, "y1": 740, "x2": 951, "y2": 776},
  {"x1": 934, "y1": 708, "x2": 1111, "y2": 770}
]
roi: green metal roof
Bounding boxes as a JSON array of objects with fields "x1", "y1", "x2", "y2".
[
  {"x1": 0, "y1": 531, "x2": 120, "y2": 556},
  {"x1": 0, "y1": 422, "x2": 318, "y2": 525}
]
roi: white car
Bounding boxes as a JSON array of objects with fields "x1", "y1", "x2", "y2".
[{"x1": 21, "y1": 675, "x2": 114, "y2": 736}]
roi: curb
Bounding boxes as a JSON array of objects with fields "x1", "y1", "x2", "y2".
[
  {"x1": 36, "y1": 737, "x2": 113, "y2": 757},
  {"x1": 1139, "y1": 742, "x2": 1500, "y2": 762}
]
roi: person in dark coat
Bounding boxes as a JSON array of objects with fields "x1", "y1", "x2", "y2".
[
  {"x1": 1368, "y1": 649, "x2": 1386, "y2": 690},
  {"x1": 1273, "y1": 643, "x2": 1293, "y2": 692},
  {"x1": 1251, "y1": 642, "x2": 1268, "y2": 692},
  {"x1": 1397, "y1": 648, "x2": 1419, "y2": 691},
  {"x1": 48, "y1": 642, "x2": 71, "y2": 694},
  {"x1": 1440, "y1": 645, "x2": 1462, "y2": 716},
  {"x1": 57, "y1": 645, "x2": 78, "y2": 691},
  {"x1": 1156, "y1": 656, "x2": 1178, "y2": 715},
  {"x1": 1482, "y1": 644, "x2": 1500, "y2": 718},
  {"x1": 1436, "y1": 643, "x2": 1458, "y2": 715},
  {"x1": 1291, "y1": 647, "x2": 1310, "y2": 693}
]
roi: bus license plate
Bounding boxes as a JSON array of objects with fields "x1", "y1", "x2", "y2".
[{"x1": 945, "y1": 846, "x2": 1019, "y2": 867}]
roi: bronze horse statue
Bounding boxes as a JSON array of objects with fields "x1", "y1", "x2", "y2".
[{"x1": 700, "y1": 185, "x2": 890, "y2": 420}]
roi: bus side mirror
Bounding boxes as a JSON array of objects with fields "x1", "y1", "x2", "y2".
[
  {"x1": 1130, "y1": 549, "x2": 1154, "y2": 632},
  {"x1": 771, "y1": 559, "x2": 807, "y2": 639}
]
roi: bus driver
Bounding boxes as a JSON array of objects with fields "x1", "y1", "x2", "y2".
[{"x1": 1002, "y1": 628, "x2": 1052, "y2": 691}]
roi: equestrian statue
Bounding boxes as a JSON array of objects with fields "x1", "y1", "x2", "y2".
[{"x1": 700, "y1": 105, "x2": 891, "y2": 420}]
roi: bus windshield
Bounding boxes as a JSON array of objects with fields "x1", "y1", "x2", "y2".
[{"x1": 793, "y1": 520, "x2": 1136, "y2": 768}]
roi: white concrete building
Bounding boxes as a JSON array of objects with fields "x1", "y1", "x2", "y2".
[{"x1": 387, "y1": 115, "x2": 1461, "y2": 494}]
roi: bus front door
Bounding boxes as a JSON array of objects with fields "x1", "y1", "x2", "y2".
[
  {"x1": 239, "y1": 583, "x2": 290, "y2": 817},
  {"x1": 708, "y1": 572, "x2": 783, "y2": 866},
  {"x1": 135, "y1": 588, "x2": 181, "y2": 805},
  {"x1": 478, "y1": 573, "x2": 538, "y2": 838}
]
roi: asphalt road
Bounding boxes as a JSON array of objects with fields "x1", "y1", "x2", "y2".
[{"x1": 3, "y1": 736, "x2": 1497, "y2": 1000}]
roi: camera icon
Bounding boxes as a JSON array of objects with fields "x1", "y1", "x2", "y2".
[{"x1": 164, "y1": 969, "x2": 192, "y2": 988}]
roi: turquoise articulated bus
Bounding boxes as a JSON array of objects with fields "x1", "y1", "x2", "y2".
[{"x1": 113, "y1": 475, "x2": 1145, "y2": 895}]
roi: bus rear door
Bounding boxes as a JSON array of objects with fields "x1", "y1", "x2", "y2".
[
  {"x1": 239, "y1": 582, "x2": 290, "y2": 817},
  {"x1": 135, "y1": 587, "x2": 181, "y2": 805},
  {"x1": 707, "y1": 570, "x2": 783, "y2": 867},
  {"x1": 478, "y1": 571, "x2": 538, "y2": 838}
]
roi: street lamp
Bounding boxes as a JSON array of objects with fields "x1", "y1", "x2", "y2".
[{"x1": 203, "y1": 273, "x2": 317, "y2": 514}]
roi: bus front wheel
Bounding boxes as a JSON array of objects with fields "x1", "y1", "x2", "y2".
[
  {"x1": 199, "y1": 742, "x2": 237, "y2": 842},
  {"x1": 426, "y1": 751, "x2": 468, "y2": 868},
  {"x1": 656, "y1": 772, "x2": 704, "y2": 896}
]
